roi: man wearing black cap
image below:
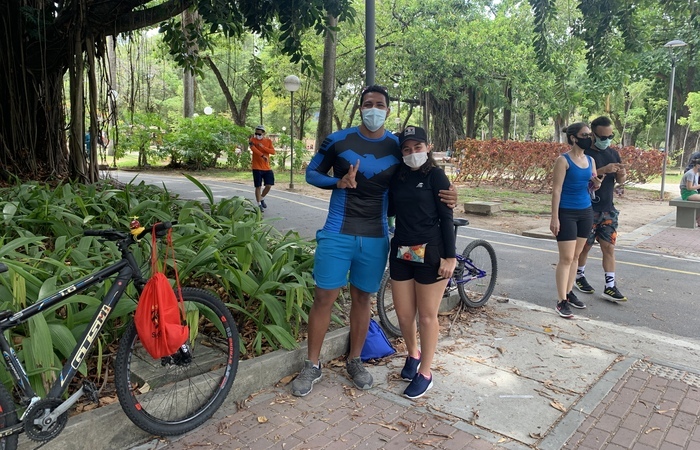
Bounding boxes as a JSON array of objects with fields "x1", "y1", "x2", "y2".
[{"x1": 249, "y1": 125, "x2": 276, "y2": 210}]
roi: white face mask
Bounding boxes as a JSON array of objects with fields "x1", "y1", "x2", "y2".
[
  {"x1": 255, "y1": 134, "x2": 263, "y2": 140},
  {"x1": 361, "y1": 108, "x2": 387, "y2": 132},
  {"x1": 403, "y1": 152, "x2": 428, "y2": 169}
]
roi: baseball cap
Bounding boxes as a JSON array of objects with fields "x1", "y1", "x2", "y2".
[
  {"x1": 255, "y1": 125, "x2": 266, "y2": 133},
  {"x1": 398, "y1": 126, "x2": 427, "y2": 146}
]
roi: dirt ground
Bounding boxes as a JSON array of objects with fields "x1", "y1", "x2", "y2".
[{"x1": 288, "y1": 182, "x2": 674, "y2": 236}]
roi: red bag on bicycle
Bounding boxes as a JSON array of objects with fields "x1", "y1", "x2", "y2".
[{"x1": 134, "y1": 225, "x2": 189, "y2": 359}]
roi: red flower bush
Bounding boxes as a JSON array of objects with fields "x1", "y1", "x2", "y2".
[{"x1": 451, "y1": 139, "x2": 663, "y2": 190}]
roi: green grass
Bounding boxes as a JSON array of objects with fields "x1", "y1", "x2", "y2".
[
  {"x1": 459, "y1": 185, "x2": 552, "y2": 215},
  {"x1": 646, "y1": 172, "x2": 682, "y2": 185}
]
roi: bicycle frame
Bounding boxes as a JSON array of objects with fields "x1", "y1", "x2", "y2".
[
  {"x1": 448, "y1": 254, "x2": 487, "y2": 288},
  {"x1": 0, "y1": 235, "x2": 146, "y2": 431}
]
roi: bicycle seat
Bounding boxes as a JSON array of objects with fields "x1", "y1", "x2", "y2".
[{"x1": 453, "y1": 218, "x2": 470, "y2": 227}]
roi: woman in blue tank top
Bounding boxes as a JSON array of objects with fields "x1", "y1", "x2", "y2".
[{"x1": 550, "y1": 122, "x2": 602, "y2": 319}]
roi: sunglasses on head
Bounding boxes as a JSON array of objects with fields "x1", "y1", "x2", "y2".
[{"x1": 597, "y1": 133, "x2": 615, "y2": 140}]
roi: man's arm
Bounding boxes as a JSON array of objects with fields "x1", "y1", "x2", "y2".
[
  {"x1": 263, "y1": 139, "x2": 276, "y2": 155},
  {"x1": 438, "y1": 184, "x2": 458, "y2": 209},
  {"x1": 305, "y1": 142, "x2": 339, "y2": 189},
  {"x1": 249, "y1": 138, "x2": 264, "y2": 158}
]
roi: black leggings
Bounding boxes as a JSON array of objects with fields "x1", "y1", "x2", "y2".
[{"x1": 557, "y1": 207, "x2": 593, "y2": 242}]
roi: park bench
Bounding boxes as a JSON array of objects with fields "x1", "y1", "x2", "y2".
[
  {"x1": 669, "y1": 197, "x2": 700, "y2": 228},
  {"x1": 464, "y1": 201, "x2": 501, "y2": 216}
]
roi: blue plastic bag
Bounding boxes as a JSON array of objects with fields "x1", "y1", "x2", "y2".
[{"x1": 361, "y1": 319, "x2": 396, "y2": 361}]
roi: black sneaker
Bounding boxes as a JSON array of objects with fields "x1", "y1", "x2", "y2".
[
  {"x1": 291, "y1": 360, "x2": 322, "y2": 397},
  {"x1": 567, "y1": 291, "x2": 586, "y2": 309},
  {"x1": 556, "y1": 300, "x2": 574, "y2": 318},
  {"x1": 401, "y1": 355, "x2": 421, "y2": 381},
  {"x1": 260, "y1": 199, "x2": 267, "y2": 209},
  {"x1": 603, "y1": 285, "x2": 627, "y2": 302},
  {"x1": 404, "y1": 373, "x2": 433, "y2": 399},
  {"x1": 575, "y1": 276, "x2": 595, "y2": 294}
]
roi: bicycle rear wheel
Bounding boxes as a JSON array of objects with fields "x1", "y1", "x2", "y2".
[
  {"x1": 115, "y1": 287, "x2": 239, "y2": 436},
  {"x1": 0, "y1": 382, "x2": 18, "y2": 450},
  {"x1": 376, "y1": 270, "x2": 403, "y2": 337},
  {"x1": 457, "y1": 240, "x2": 498, "y2": 308}
]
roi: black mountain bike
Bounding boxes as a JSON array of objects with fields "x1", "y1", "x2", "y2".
[
  {"x1": 376, "y1": 218, "x2": 498, "y2": 337},
  {"x1": 0, "y1": 222, "x2": 239, "y2": 449}
]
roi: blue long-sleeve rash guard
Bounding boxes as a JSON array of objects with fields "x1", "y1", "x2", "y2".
[{"x1": 306, "y1": 127, "x2": 401, "y2": 237}]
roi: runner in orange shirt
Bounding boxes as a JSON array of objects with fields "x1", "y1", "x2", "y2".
[{"x1": 249, "y1": 125, "x2": 276, "y2": 210}]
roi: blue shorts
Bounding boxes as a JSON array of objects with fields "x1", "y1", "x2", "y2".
[{"x1": 313, "y1": 230, "x2": 389, "y2": 293}]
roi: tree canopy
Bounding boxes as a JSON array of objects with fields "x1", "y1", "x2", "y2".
[{"x1": 0, "y1": 0, "x2": 354, "y2": 182}]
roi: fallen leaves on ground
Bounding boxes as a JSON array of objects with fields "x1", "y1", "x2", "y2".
[{"x1": 550, "y1": 400, "x2": 567, "y2": 412}]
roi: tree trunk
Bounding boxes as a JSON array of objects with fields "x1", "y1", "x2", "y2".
[
  {"x1": 465, "y1": 86, "x2": 477, "y2": 139},
  {"x1": 68, "y1": 28, "x2": 89, "y2": 183},
  {"x1": 315, "y1": 14, "x2": 338, "y2": 152},
  {"x1": 554, "y1": 114, "x2": 567, "y2": 143},
  {"x1": 430, "y1": 97, "x2": 464, "y2": 153},
  {"x1": 204, "y1": 56, "x2": 254, "y2": 126},
  {"x1": 106, "y1": 36, "x2": 118, "y2": 160},
  {"x1": 182, "y1": 9, "x2": 197, "y2": 118},
  {"x1": 526, "y1": 110, "x2": 535, "y2": 141},
  {"x1": 503, "y1": 83, "x2": 512, "y2": 140},
  {"x1": 0, "y1": 1, "x2": 69, "y2": 181}
]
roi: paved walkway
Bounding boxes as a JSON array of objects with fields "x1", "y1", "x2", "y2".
[{"x1": 133, "y1": 208, "x2": 699, "y2": 450}]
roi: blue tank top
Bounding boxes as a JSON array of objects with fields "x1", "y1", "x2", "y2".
[{"x1": 559, "y1": 153, "x2": 593, "y2": 210}]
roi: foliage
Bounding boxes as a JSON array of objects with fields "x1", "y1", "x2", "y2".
[
  {"x1": 680, "y1": 92, "x2": 700, "y2": 132},
  {"x1": 452, "y1": 139, "x2": 663, "y2": 190},
  {"x1": 452, "y1": 139, "x2": 565, "y2": 191},
  {"x1": 0, "y1": 178, "x2": 324, "y2": 393},
  {"x1": 117, "y1": 113, "x2": 168, "y2": 167},
  {"x1": 162, "y1": 115, "x2": 250, "y2": 169},
  {"x1": 275, "y1": 136, "x2": 309, "y2": 171},
  {"x1": 617, "y1": 146, "x2": 666, "y2": 184}
]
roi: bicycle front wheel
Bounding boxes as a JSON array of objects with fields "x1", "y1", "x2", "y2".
[
  {"x1": 0, "y1": 381, "x2": 18, "y2": 450},
  {"x1": 376, "y1": 270, "x2": 403, "y2": 337},
  {"x1": 457, "y1": 240, "x2": 498, "y2": 308},
  {"x1": 115, "y1": 287, "x2": 239, "y2": 436}
]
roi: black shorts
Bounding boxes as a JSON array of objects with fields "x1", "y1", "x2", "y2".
[
  {"x1": 389, "y1": 240, "x2": 444, "y2": 284},
  {"x1": 252, "y1": 170, "x2": 274, "y2": 187},
  {"x1": 557, "y1": 207, "x2": 593, "y2": 242}
]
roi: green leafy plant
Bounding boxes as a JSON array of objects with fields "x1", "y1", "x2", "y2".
[
  {"x1": 0, "y1": 176, "x2": 324, "y2": 394},
  {"x1": 117, "y1": 113, "x2": 167, "y2": 167},
  {"x1": 163, "y1": 115, "x2": 249, "y2": 169}
]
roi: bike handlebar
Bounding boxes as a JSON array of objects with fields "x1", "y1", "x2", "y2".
[{"x1": 83, "y1": 221, "x2": 174, "y2": 241}]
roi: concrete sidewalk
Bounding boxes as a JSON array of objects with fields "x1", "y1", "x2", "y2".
[{"x1": 135, "y1": 298, "x2": 700, "y2": 450}]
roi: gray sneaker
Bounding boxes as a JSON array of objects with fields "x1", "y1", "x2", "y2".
[
  {"x1": 291, "y1": 360, "x2": 322, "y2": 397},
  {"x1": 346, "y1": 356, "x2": 373, "y2": 390}
]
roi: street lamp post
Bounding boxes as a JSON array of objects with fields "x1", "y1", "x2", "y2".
[
  {"x1": 660, "y1": 39, "x2": 687, "y2": 200},
  {"x1": 284, "y1": 75, "x2": 301, "y2": 190}
]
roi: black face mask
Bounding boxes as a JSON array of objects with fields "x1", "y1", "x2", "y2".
[{"x1": 576, "y1": 137, "x2": 592, "y2": 150}]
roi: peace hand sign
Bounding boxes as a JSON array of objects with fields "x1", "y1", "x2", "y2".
[{"x1": 337, "y1": 160, "x2": 360, "y2": 189}]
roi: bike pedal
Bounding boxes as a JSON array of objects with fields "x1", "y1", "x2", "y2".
[{"x1": 82, "y1": 380, "x2": 100, "y2": 404}]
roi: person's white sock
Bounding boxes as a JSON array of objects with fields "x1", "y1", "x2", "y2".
[
  {"x1": 576, "y1": 266, "x2": 585, "y2": 279},
  {"x1": 605, "y1": 272, "x2": 615, "y2": 288}
]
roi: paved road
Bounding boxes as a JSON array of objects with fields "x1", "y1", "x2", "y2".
[{"x1": 110, "y1": 171, "x2": 699, "y2": 339}]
